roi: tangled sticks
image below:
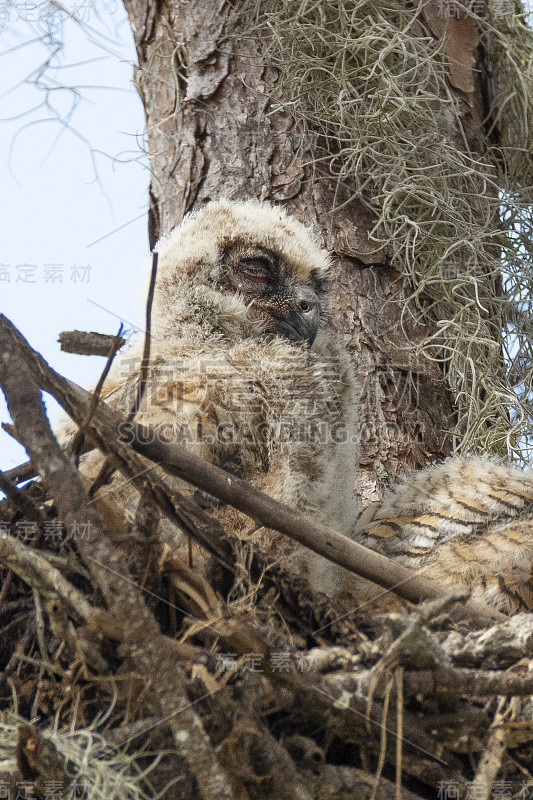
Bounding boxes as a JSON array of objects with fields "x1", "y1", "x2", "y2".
[{"x1": 1, "y1": 314, "x2": 533, "y2": 799}]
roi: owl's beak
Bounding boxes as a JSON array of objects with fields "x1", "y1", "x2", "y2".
[{"x1": 272, "y1": 286, "x2": 321, "y2": 347}]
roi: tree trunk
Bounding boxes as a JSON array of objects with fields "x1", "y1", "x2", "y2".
[{"x1": 123, "y1": 0, "x2": 502, "y2": 505}]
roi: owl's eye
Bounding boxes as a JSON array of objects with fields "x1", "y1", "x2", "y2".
[{"x1": 238, "y1": 257, "x2": 272, "y2": 284}]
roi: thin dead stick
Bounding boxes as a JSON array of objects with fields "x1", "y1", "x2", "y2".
[
  {"x1": 0, "y1": 469, "x2": 43, "y2": 525},
  {"x1": 395, "y1": 667, "x2": 403, "y2": 800},
  {"x1": 0, "y1": 533, "x2": 94, "y2": 623},
  {"x1": 131, "y1": 250, "x2": 158, "y2": 418},
  {"x1": 473, "y1": 696, "x2": 520, "y2": 799},
  {"x1": 90, "y1": 251, "x2": 158, "y2": 496},
  {"x1": 370, "y1": 673, "x2": 394, "y2": 800},
  {"x1": 0, "y1": 314, "x2": 505, "y2": 627},
  {"x1": 0, "y1": 326, "x2": 160, "y2": 642},
  {"x1": 401, "y1": 668, "x2": 533, "y2": 697},
  {"x1": 2, "y1": 460, "x2": 36, "y2": 485},
  {"x1": 58, "y1": 330, "x2": 126, "y2": 357},
  {"x1": 324, "y1": 665, "x2": 533, "y2": 705},
  {"x1": 69, "y1": 324, "x2": 126, "y2": 463},
  {"x1": 129, "y1": 440, "x2": 505, "y2": 627},
  {"x1": 0, "y1": 570, "x2": 13, "y2": 612}
]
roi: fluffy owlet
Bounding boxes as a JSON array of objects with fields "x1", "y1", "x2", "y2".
[
  {"x1": 351, "y1": 456, "x2": 533, "y2": 613},
  {"x1": 89, "y1": 199, "x2": 359, "y2": 574}
]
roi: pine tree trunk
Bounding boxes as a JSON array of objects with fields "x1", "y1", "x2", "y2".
[{"x1": 123, "y1": 0, "x2": 496, "y2": 503}]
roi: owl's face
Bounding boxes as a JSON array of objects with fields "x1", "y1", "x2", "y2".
[
  {"x1": 153, "y1": 199, "x2": 331, "y2": 347},
  {"x1": 221, "y1": 242, "x2": 326, "y2": 346}
]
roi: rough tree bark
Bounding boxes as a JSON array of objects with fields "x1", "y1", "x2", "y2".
[{"x1": 122, "y1": 0, "x2": 500, "y2": 505}]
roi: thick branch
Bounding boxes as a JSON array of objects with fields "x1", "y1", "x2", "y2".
[
  {"x1": 404, "y1": 668, "x2": 533, "y2": 697},
  {"x1": 326, "y1": 665, "x2": 533, "y2": 699}
]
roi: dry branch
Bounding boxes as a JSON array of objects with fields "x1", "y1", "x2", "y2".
[
  {"x1": 304, "y1": 764, "x2": 428, "y2": 800},
  {"x1": 58, "y1": 330, "x2": 127, "y2": 357},
  {"x1": 1, "y1": 316, "x2": 236, "y2": 571},
  {"x1": 441, "y1": 613, "x2": 533, "y2": 667},
  {"x1": 68, "y1": 325, "x2": 126, "y2": 462},
  {"x1": 401, "y1": 668, "x2": 533, "y2": 698},
  {"x1": 0, "y1": 322, "x2": 158, "y2": 641},
  {"x1": 0, "y1": 470, "x2": 43, "y2": 526},
  {"x1": 325, "y1": 665, "x2": 533, "y2": 700},
  {"x1": 2, "y1": 460, "x2": 36, "y2": 485},
  {"x1": 473, "y1": 698, "x2": 521, "y2": 799},
  {"x1": 0, "y1": 533, "x2": 93, "y2": 623},
  {"x1": 89, "y1": 251, "x2": 158, "y2": 495}
]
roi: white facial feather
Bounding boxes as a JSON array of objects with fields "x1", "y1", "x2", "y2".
[{"x1": 151, "y1": 199, "x2": 330, "y2": 341}]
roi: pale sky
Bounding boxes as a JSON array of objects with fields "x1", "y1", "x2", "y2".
[{"x1": 0, "y1": 0, "x2": 148, "y2": 471}]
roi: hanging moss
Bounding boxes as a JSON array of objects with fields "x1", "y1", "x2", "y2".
[
  {"x1": 256, "y1": 0, "x2": 533, "y2": 462},
  {"x1": 0, "y1": 715, "x2": 166, "y2": 800}
]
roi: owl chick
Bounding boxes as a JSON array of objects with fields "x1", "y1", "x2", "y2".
[
  {"x1": 89, "y1": 200, "x2": 358, "y2": 575},
  {"x1": 351, "y1": 456, "x2": 533, "y2": 613}
]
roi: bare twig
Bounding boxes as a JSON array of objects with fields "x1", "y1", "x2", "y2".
[
  {"x1": 305, "y1": 764, "x2": 430, "y2": 800},
  {"x1": 370, "y1": 672, "x2": 393, "y2": 800},
  {"x1": 2, "y1": 460, "x2": 35, "y2": 485},
  {"x1": 324, "y1": 664, "x2": 533, "y2": 699},
  {"x1": 404, "y1": 669, "x2": 533, "y2": 698},
  {"x1": 68, "y1": 325, "x2": 126, "y2": 463},
  {"x1": 90, "y1": 250, "x2": 158, "y2": 495},
  {"x1": 395, "y1": 667, "x2": 403, "y2": 800},
  {"x1": 131, "y1": 250, "x2": 158, "y2": 419},
  {"x1": 0, "y1": 569, "x2": 13, "y2": 612},
  {"x1": 441, "y1": 613, "x2": 533, "y2": 667},
  {"x1": 473, "y1": 697, "x2": 521, "y2": 799},
  {"x1": 32, "y1": 590, "x2": 51, "y2": 667},
  {"x1": 0, "y1": 618, "x2": 35, "y2": 688},
  {"x1": 58, "y1": 330, "x2": 127, "y2": 357},
  {"x1": 0, "y1": 470, "x2": 44, "y2": 526},
  {"x1": 0, "y1": 322, "x2": 159, "y2": 640},
  {"x1": 0, "y1": 533, "x2": 94, "y2": 623}
]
